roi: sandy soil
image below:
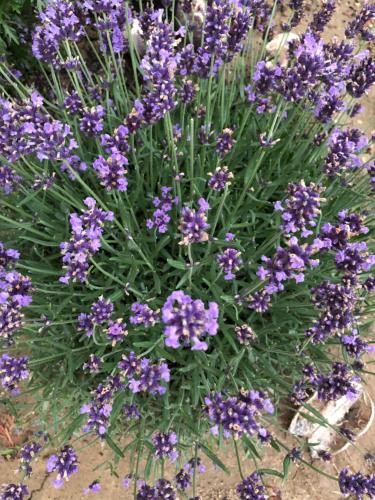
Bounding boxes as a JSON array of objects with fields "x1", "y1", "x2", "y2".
[{"x1": 1, "y1": 0, "x2": 374, "y2": 498}]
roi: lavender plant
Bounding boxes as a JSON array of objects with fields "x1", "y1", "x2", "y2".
[{"x1": 0, "y1": 0, "x2": 374, "y2": 498}]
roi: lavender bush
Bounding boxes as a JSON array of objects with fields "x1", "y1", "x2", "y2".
[{"x1": 0, "y1": 0, "x2": 374, "y2": 498}]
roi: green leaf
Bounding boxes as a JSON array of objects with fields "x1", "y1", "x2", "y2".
[
  {"x1": 105, "y1": 435, "x2": 125, "y2": 458},
  {"x1": 199, "y1": 443, "x2": 229, "y2": 474},
  {"x1": 167, "y1": 258, "x2": 186, "y2": 270}
]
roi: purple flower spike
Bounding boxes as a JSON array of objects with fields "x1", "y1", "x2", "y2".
[
  {"x1": 162, "y1": 291, "x2": 219, "y2": 350},
  {"x1": 80, "y1": 106, "x2": 105, "y2": 136},
  {"x1": 46, "y1": 445, "x2": 78, "y2": 488},
  {"x1": 208, "y1": 165, "x2": 233, "y2": 191},
  {"x1": 106, "y1": 319, "x2": 128, "y2": 346},
  {"x1": 179, "y1": 198, "x2": 210, "y2": 245},
  {"x1": 0, "y1": 354, "x2": 29, "y2": 395},
  {"x1": 0, "y1": 483, "x2": 29, "y2": 500},
  {"x1": 236, "y1": 472, "x2": 267, "y2": 500},
  {"x1": 235, "y1": 324, "x2": 257, "y2": 345},
  {"x1": 216, "y1": 128, "x2": 235, "y2": 158},
  {"x1": 339, "y1": 467, "x2": 375, "y2": 499},
  {"x1": 217, "y1": 248, "x2": 243, "y2": 280},
  {"x1": 118, "y1": 352, "x2": 170, "y2": 395},
  {"x1": 93, "y1": 153, "x2": 128, "y2": 192},
  {"x1": 152, "y1": 431, "x2": 179, "y2": 462},
  {"x1": 146, "y1": 186, "x2": 179, "y2": 234},
  {"x1": 129, "y1": 302, "x2": 159, "y2": 327},
  {"x1": 84, "y1": 481, "x2": 101, "y2": 495}
]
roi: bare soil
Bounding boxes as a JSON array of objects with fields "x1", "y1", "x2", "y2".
[{"x1": 1, "y1": 0, "x2": 374, "y2": 498}]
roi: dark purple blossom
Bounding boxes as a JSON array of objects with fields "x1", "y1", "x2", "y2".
[
  {"x1": 208, "y1": 166, "x2": 233, "y2": 191},
  {"x1": 179, "y1": 198, "x2": 210, "y2": 245},
  {"x1": 101, "y1": 125, "x2": 130, "y2": 156},
  {"x1": 248, "y1": 290, "x2": 272, "y2": 313},
  {"x1": 63, "y1": 91, "x2": 83, "y2": 116},
  {"x1": 236, "y1": 472, "x2": 267, "y2": 500},
  {"x1": 118, "y1": 351, "x2": 170, "y2": 395},
  {"x1": 161, "y1": 291, "x2": 219, "y2": 350},
  {"x1": 106, "y1": 319, "x2": 128, "y2": 346},
  {"x1": 216, "y1": 128, "x2": 235, "y2": 158},
  {"x1": 80, "y1": 106, "x2": 105, "y2": 136},
  {"x1": 19, "y1": 441, "x2": 42, "y2": 477},
  {"x1": 152, "y1": 431, "x2": 178, "y2": 461},
  {"x1": 175, "y1": 469, "x2": 191, "y2": 490},
  {"x1": 0, "y1": 242, "x2": 19, "y2": 269},
  {"x1": 123, "y1": 403, "x2": 140, "y2": 420},
  {"x1": 345, "y1": 3, "x2": 375, "y2": 40},
  {"x1": 347, "y1": 57, "x2": 375, "y2": 98},
  {"x1": 339, "y1": 467, "x2": 375, "y2": 499},
  {"x1": 274, "y1": 181, "x2": 325, "y2": 237},
  {"x1": 246, "y1": 61, "x2": 283, "y2": 113},
  {"x1": 323, "y1": 128, "x2": 368, "y2": 177},
  {"x1": 317, "y1": 449, "x2": 332, "y2": 461},
  {"x1": 129, "y1": 302, "x2": 159, "y2": 328},
  {"x1": 146, "y1": 186, "x2": 179, "y2": 234},
  {"x1": 83, "y1": 354, "x2": 102, "y2": 373},
  {"x1": 335, "y1": 242, "x2": 375, "y2": 275},
  {"x1": 80, "y1": 376, "x2": 123, "y2": 436},
  {"x1": 0, "y1": 165, "x2": 22, "y2": 195},
  {"x1": 289, "y1": 0, "x2": 305, "y2": 27},
  {"x1": 204, "y1": 389, "x2": 274, "y2": 440},
  {"x1": 217, "y1": 248, "x2": 243, "y2": 280},
  {"x1": 179, "y1": 79, "x2": 199, "y2": 103},
  {"x1": 60, "y1": 197, "x2": 113, "y2": 284},
  {"x1": 0, "y1": 354, "x2": 29, "y2": 395},
  {"x1": 93, "y1": 153, "x2": 128, "y2": 191},
  {"x1": 136, "y1": 479, "x2": 176, "y2": 499},
  {"x1": 0, "y1": 484, "x2": 29, "y2": 500},
  {"x1": 235, "y1": 324, "x2": 257, "y2": 345},
  {"x1": 84, "y1": 481, "x2": 101, "y2": 495},
  {"x1": 341, "y1": 332, "x2": 374, "y2": 358},
  {"x1": 46, "y1": 445, "x2": 78, "y2": 488},
  {"x1": 311, "y1": 0, "x2": 336, "y2": 33}
]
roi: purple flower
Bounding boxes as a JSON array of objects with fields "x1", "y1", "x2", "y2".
[
  {"x1": 0, "y1": 354, "x2": 29, "y2": 395},
  {"x1": 341, "y1": 332, "x2": 373, "y2": 359},
  {"x1": 146, "y1": 186, "x2": 179, "y2": 234},
  {"x1": 204, "y1": 389, "x2": 273, "y2": 441},
  {"x1": 63, "y1": 91, "x2": 83, "y2": 116},
  {"x1": 152, "y1": 431, "x2": 179, "y2": 462},
  {"x1": 93, "y1": 153, "x2": 128, "y2": 192},
  {"x1": 248, "y1": 290, "x2": 272, "y2": 313},
  {"x1": 0, "y1": 483, "x2": 29, "y2": 500},
  {"x1": 345, "y1": 3, "x2": 375, "y2": 40},
  {"x1": 136, "y1": 479, "x2": 176, "y2": 499},
  {"x1": 179, "y1": 198, "x2": 210, "y2": 245},
  {"x1": 46, "y1": 445, "x2": 78, "y2": 488},
  {"x1": 216, "y1": 128, "x2": 235, "y2": 158},
  {"x1": 235, "y1": 324, "x2": 257, "y2": 345},
  {"x1": 83, "y1": 354, "x2": 102, "y2": 373},
  {"x1": 84, "y1": 481, "x2": 101, "y2": 495},
  {"x1": 123, "y1": 403, "x2": 141, "y2": 420},
  {"x1": 208, "y1": 166, "x2": 233, "y2": 191},
  {"x1": 129, "y1": 302, "x2": 159, "y2": 327},
  {"x1": 335, "y1": 242, "x2": 375, "y2": 275},
  {"x1": 275, "y1": 181, "x2": 325, "y2": 237},
  {"x1": 347, "y1": 56, "x2": 375, "y2": 98},
  {"x1": 60, "y1": 198, "x2": 113, "y2": 284},
  {"x1": 246, "y1": 61, "x2": 283, "y2": 114},
  {"x1": 175, "y1": 469, "x2": 191, "y2": 491},
  {"x1": 101, "y1": 125, "x2": 130, "y2": 156},
  {"x1": 236, "y1": 472, "x2": 267, "y2": 500},
  {"x1": 311, "y1": 0, "x2": 336, "y2": 33},
  {"x1": 217, "y1": 248, "x2": 243, "y2": 280},
  {"x1": 80, "y1": 376, "x2": 123, "y2": 436},
  {"x1": 339, "y1": 467, "x2": 375, "y2": 499},
  {"x1": 19, "y1": 441, "x2": 42, "y2": 477},
  {"x1": 323, "y1": 128, "x2": 368, "y2": 177},
  {"x1": 80, "y1": 106, "x2": 105, "y2": 136},
  {"x1": 179, "y1": 79, "x2": 199, "y2": 103},
  {"x1": 118, "y1": 352, "x2": 170, "y2": 395},
  {"x1": 289, "y1": 0, "x2": 305, "y2": 27},
  {"x1": 162, "y1": 291, "x2": 219, "y2": 350},
  {"x1": 0, "y1": 165, "x2": 22, "y2": 195},
  {"x1": 106, "y1": 319, "x2": 128, "y2": 346},
  {"x1": 317, "y1": 450, "x2": 332, "y2": 461},
  {"x1": 0, "y1": 242, "x2": 19, "y2": 269}
]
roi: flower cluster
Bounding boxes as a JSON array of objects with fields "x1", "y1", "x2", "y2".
[
  {"x1": 152, "y1": 431, "x2": 178, "y2": 461},
  {"x1": 80, "y1": 375, "x2": 123, "y2": 437},
  {"x1": 217, "y1": 248, "x2": 243, "y2": 280},
  {"x1": 106, "y1": 319, "x2": 128, "y2": 346},
  {"x1": 236, "y1": 472, "x2": 267, "y2": 500},
  {"x1": 291, "y1": 362, "x2": 360, "y2": 404},
  {"x1": 78, "y1": 296, "x2": 114, "y2": 337},
  {"x1": 46, "y1": 445, "x2": 78, "y2": 489},
  {"x1": 129, "y1": 302, "x2": 159, "y2": 328},
  {"x1": 208, "y1": 165, "x2": 233, "y2": 191},
  {"x1": 19, "y1": 441, "x2": 42, "y2": 477},
  {"x1": 216, "y1": 128, "x2": 235, "y2": 158},
  {"x1": 162, "y1": 291, "x2": 219, "y2": 350},
  {"x1": 323, "y1": 128, "x2": 368, "y2": 177},
  {"x1": 136, "y1": 479, "x2": 176, "y2": 499},
  {"x1": 339, "y1": 467, "x2": 375, "y2": 498},
  {"x1": 0, "y1": 165, "x2": 22, "y2": 195},
  {"x1": 60, "y1": 198, "x2": 113, "y2": 284},
  {"x1": 0, "y1": 354, "x2": 29, "y2": 395},
  {"x1": 179, "y1": 198, "x2": 210, "y2": 245},
  {"x1": 118, "y1": 351, "x2": 170, "y2": 395},
  {"x1": 0, "y1": 484, "x2": 29, "y2": 500},
  {"x1": 204, "y1": 389, "x2": 274, "y2": 441},
  {"x1": 175, "y1": 457, "x2": 205, "y2": 491},
  {"x1": 146, "y1": 186, "x2": 179, "y2": 234},
  {"x1": 93, "y1": 153, "x2": 128, "y2": 192},
  {"x1": 235, "y1": 324, "x2": 257, "y2": 345},
  {"x1": 274, "y1": 181, "x2": 325, "y2": 237}
]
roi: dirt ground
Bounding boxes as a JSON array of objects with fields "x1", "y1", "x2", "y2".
[{"x1": 1, "y1": 0, "x2": 374, "y2": 498}]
